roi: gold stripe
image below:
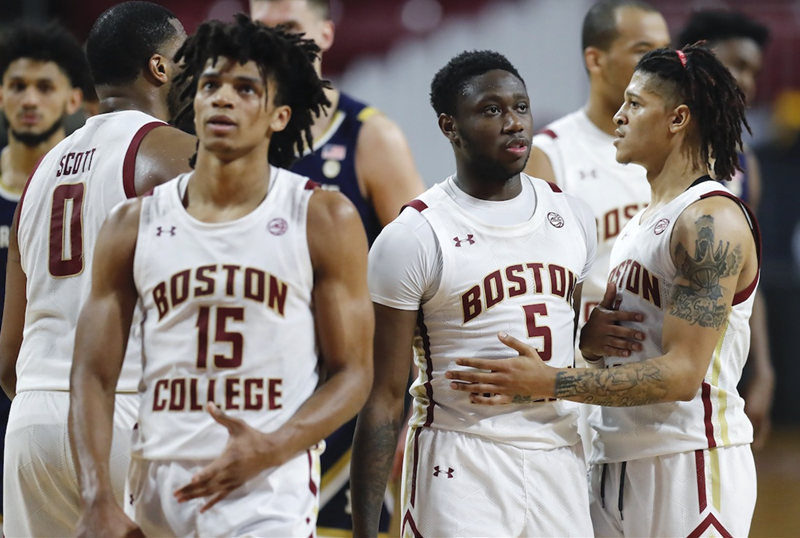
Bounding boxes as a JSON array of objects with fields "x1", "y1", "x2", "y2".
[
  {"x1": 712, "y1": 321, "x2": 731, "y2": 445},
  {"x1": 357, "y1": 106, "x2": 380, "y2": 123},
  {"x1": 320, "y1": 446, "x2": 352, "y2": 491},
  {"x1": 710, "y1": 447, "x2": 721, "y2": 512}
]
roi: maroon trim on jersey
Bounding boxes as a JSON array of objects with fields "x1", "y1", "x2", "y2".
[
  {"x1": 402, "y1": 509, "x2": 423, "y2": 538},
  {"x1": 701, "y1": 381, "x2": 716, "y2": 448},
  {"x1": 537, "y1": 128, "x2": 558, "y2": 139},
  {"x1": 409, "y1": 427, "x2": 422, "y2": 508},
  {"x1": 546, "y1": 182, "x2": 562, "y2": 193},
  {"x1": 122, "y1": 121, "x2": 166, "y2": 199},
  {"x1": 306, "y1": 450, "x2": 318, "y2": 496},
  {"x1": 687, "y1": 513, "x2": 734, "y2": 538},
  {"x1": 304, "y1": 179, "x2": 320, "y2": 190},
  {"x1": 403, "y1": 199, "x2": 428, "y2": 213},
  {"x1": 697, "y1": 190, "x2": 762, "y2": 305},
  {"x1": 416, "y1": 309, "x2": 436, "y2": 427},
  {"x1": 695, "y1": 449, "x2": 707, "y2": 513},
  {"x1": 15, "y1": 153, "x2": 46, "y2": 240}
]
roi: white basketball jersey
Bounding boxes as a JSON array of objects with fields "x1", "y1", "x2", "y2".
[
  {"x1": 132, "y1": 169, "x2": 319, "y2": 460},
  {"x1": 407, "y1": 175, "x2": 595, "y2": 450},
  {"x1": 533, "y1": 110, "x2": 650, "y2": 324},
  {"x1": 589, "y1": 180, "x2": 758, "y2": 463},
  {"x1": 16, "y1": 110, "x2": 166, "y2": 392}
]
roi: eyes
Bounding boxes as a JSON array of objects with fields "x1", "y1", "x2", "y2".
[
  {"x1": 482, "y1": 101, "x2": 529, "y2": 116},
  {"x1": 6, "y1": 80, "x2": 56, "y2": 94},
  {"x1": 199, "y1": 78, "x2": 260, "y2": 97}
]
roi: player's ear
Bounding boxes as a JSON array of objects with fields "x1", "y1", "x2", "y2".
[
  {"x1": 669, "y1": 103, "x2": 691, "y2": 134},
  {"x1": 318, "y1": 20, "x2": 334, "y2": 53},
  {"x1": 66, "y1": 87, "x2": 83, "y2": 116},
  {"x1": 146, "y1": 53, "x2": 170, "y2": 86},
  {"x1": 269, "y1": 104, "x2": 291, "y2": 133},
  {"x1": 584, "y1": 46, "x2": 603, "y2": 76},
  {"x1": 438, "y1": 113, "x2": 459, "y2": 144}
]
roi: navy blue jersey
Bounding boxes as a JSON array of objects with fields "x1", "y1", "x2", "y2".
[
  {"x1": 291, "y1": 94, "x2": 393, "y2": 534},
  {"x1": 726, "y1": 150, "x2": 751, "y2": 204},
  {"x1": 0, "y1": 176, "x2": 20, "y2": 517},
  {"x1": 290, "y1": 92, "x2": 383, "y2": 246}
]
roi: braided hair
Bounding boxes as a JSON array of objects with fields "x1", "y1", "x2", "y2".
[
  {"x1": 634, "y1": 44, "x2": 749, "y2": 181},
  {"x1": 172, "y1": 13, "x2": 330, "y2": 168}
]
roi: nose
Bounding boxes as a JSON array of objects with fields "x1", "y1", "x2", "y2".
[
  {"x1": 503, "y1": 110, "x2": 524, "y2": 133},
  {"x1": 211, "y1": 83, "x2": 235, "y2": 108},
  {"x1": 21, "y1": 87, "x2": 40, "y2": 108},
  {"x1": 613, "y1": 108, "x2": 626, "y2": 126}
]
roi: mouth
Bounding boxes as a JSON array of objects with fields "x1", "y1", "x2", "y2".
[
  {"x1": 19, "y1": 113, "x2": 40, "y2": 126},
  {"x1": 613, "y1": 129, "x2": 625, "y2": 146},
  {"x1": 206, "y1": 115, "x2": 236, "y2": 134},
  {"x1": 504, "y1": 137, "x2": 529, "y2": 156}
]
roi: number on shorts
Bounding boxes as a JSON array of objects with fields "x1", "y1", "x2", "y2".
[
  {"x1": 196, "y1": 306, "x2": 244, "y2": 368},
  {"x1": 522, "y1": 303, "x2": 552, "y2": 361},
  {"x1": 49, "y1": 183, "x2": 85, "y2": 277}
]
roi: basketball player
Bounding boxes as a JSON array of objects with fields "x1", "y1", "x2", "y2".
[
  {"x1": 250, "y1": 1, "x2": 424, "y2": 534},
  {"x1": 0, "y1": 22, "x2": 87, "y2": 527},
  {"x1": 69, "y1": 16, "x2": 373, "y2": 537},
  {"x1": 678, "y1": 9, "x2": 774, "y2": 449},
  {"x1": 0, "y1": 3, "x2": 194, "y2": 536},
  {"x1": 350, "y1": 50, "x2": 597, "y2": 537},
  {"x1": 449, "y1": 45, "x2": 760, "y2": 537}
]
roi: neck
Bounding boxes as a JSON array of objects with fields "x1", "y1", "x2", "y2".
[
  {"x1": 1, "y1": 130, "x2": 65, "y2": 192},
  {"x1": 96, "y1": 83, "x2": 167, "y2": 121},
  {"x1": 188, "y1": 143, "x2": 272, "y2": 216},
  {"x1": 644, "y1": 150, "x2": 707, "y2": 208},
  {"x1": 454, "y1": 162, "x2": 522, "y2": 201},
  {"x1": 584, "y1": 89, "x2": 620, "y2": 137},
  {"x1": 308, "y1": 85, "x2": 340, "y2": 142}
]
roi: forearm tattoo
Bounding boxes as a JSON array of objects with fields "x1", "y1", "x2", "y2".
[
  {"x1": 669, "y1": 215, "x2": 742, "y2": 329},
  {"x1": 351, "y1": 420, "x2": 402, "y2": 525},
  {"x1": 554, "y1": 362, "x2": 669, "y2": 406}
]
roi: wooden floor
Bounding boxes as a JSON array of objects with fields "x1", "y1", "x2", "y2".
[{"x1": 751, "y1": 426, "x2": 800, "y2": 537}]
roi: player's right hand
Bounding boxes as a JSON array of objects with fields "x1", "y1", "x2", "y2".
[
  {"x1": 75, "y1": 499, "x2": 144, "y2": 538},
  {"x1": 579, "y1": 282, "x2": 645, "y2": 360}
]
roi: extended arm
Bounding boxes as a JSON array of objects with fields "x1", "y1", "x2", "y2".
[
  {"x1": 174, "y1": 190, "x2": 374, "y2": 509},
  {"x1": 448, "y1": 197, "x2": 758, "y2": 407},
  {"x1": 69, "y1": 200, "x2": 142, "y2": 536},
  {"x1": 356, "y1": 114, "x2": 425, "y2": 225},
  {"x1": 351, "y1": 304, "x2": 417, "y2": 538},
  {"x1": 0, "y1": 206, "x2": 26, "y2": 398}
]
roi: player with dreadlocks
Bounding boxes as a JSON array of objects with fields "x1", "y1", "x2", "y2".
[
  {"x1": 69, "y1": 15, "x2": 373, "y2": 537},
  {"x1": 447, "y1": 44, "x2": 762, "y2": 536}
]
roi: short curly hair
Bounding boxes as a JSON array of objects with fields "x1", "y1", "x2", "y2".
[
  {"x1": 172, "y1": 13, "x2": 330, "y2": 168},
  {"x1": 430, "y1": 50, "x2": 524, "y2": 116},
  {"x1": 0, "y1": 21, "x2": 88, "y2": 89}
]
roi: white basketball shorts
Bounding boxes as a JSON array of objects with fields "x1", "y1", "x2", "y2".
[
  {"x1": 589, "y1": 444, "x2": 756, "y2": 537},
  {"x1": 125, "y1": 443, "x2": 323, "y2": 537},
  {"x1": 3, "y1": 390, "x2": 138, "y2": 538},
  {"x1": 400, "y1": 427, "x2": 593, "y2": 537}
]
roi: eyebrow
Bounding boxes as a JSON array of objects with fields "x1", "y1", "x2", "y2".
[{"x1": 200, "y1": 71, "x2": 263, "y2": 85}]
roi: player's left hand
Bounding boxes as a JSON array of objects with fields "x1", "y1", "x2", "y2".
[
  {"x1": 446, "y1": 332, "x2": 557, "y2": 404},
  {"x1": 173, "y1": 402, "x2": 280, "y2": 512}
]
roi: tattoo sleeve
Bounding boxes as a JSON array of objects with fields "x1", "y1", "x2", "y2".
[
  {"x1": 554, "y1": 362, "x2": 669, "y2": 406},
  {"x1": 669, "y1": 215, "x2": 742, "y2": 329}
]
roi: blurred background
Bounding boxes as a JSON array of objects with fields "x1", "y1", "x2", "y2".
[{"x1": 1, "y1": 0, "x2": 798, "y2": 535}]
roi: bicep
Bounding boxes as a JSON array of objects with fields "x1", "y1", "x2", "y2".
[
  {"x1": 356, "y1": 116, "x2": 425, "y2": 226},
  {"x1": 0, "y1": 207, "x2": 27, "y2": 390},
  {"x1": 308, "y1": 192, "x2": 374, "y2": 377},
  {"x1": 372, "y1": 304, "x2": 418, "y2": 400}
]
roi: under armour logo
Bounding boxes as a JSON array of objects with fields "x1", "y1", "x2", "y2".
[
  {"x1": 156, "y1": 226, "x2": 176, "y2": 236},
  {"x1": 129, "y1": 494, "x2": 134, "y2": 506},
  {"x1": 453, "y1": 234, "x2": 475, "y2": 247},
  {"x1": 433, "y1": 466, "x2": 454, "y2": 478},
  {"x1": 579, "y1": 169, "x2": 597, "y2": 179}
]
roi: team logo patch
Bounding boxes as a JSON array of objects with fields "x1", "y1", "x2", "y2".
[
  {"x1": 268, "y1": 218, "x2": 288, "y2": 236},
  {"x1": 547, "y1": 212, "x2": 564, "y2": 228},
  {"x1": 654, "y1": 218, "x2": 670, "y2": 235},
  {"x1": 453, "y1": 234, "x2": 475, "y2": 247}
]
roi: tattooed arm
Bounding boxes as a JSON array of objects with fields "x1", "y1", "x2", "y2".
[
  {"x1": 351, "y1": 304, "x2": 417, "y2": 538},
  {"x1": 447, "y1": 197, "x2": 758, "y2": 407}
]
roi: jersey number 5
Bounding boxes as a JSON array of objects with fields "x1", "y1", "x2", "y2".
[
  {"x1": 522, "y1": 304, "x2": 552, "y2": 361},
  {"x1": 196, "y1": 306, "x2": 244, "y2": 368},
  {"x1": 49, "y1": 183, "x2": 85, "y2": 277}
]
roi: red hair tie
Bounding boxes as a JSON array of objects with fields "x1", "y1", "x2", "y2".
[{"x1": 676, "y1": 49, "x2": 687, "y2": 68}]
